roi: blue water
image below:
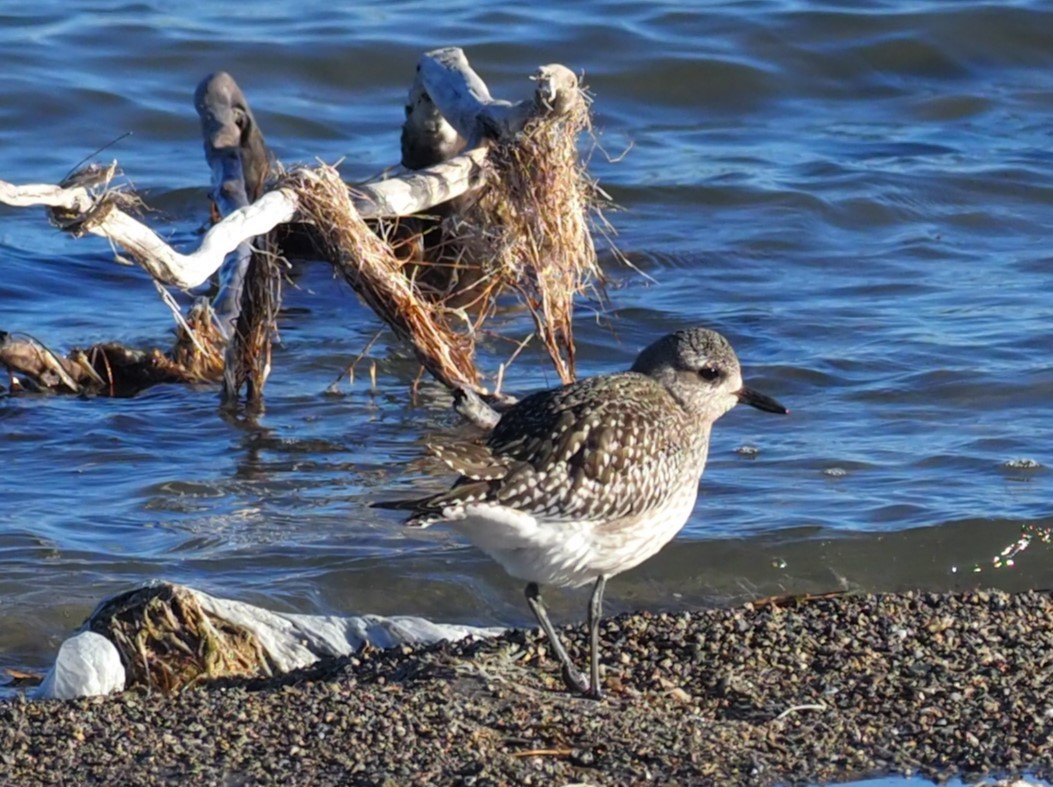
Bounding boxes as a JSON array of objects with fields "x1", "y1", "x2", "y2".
[
  {"x1": 845, "y1": 777, "x2": 1050, "y2": 787},
  {"x1": 1, "y1": 0, "x2": 1051, "y2": 736}
]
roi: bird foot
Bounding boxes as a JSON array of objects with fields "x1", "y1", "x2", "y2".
[
  {"x1": 561, "y1": 664, "x2": 603, "y2": 700},
  {"x1": 582, "y1": 685, "x2": 604, "y2": 701},
  {"x1": 560, "y1": 664, "x2": 589, "y2": 694}
]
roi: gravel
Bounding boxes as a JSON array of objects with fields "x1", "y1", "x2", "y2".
[{"x1": 3, "y1": 589, "x2": 1052, "y2": 786}]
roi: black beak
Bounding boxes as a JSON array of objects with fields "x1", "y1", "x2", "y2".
[{"x1": 737, "y1": 386, "x2": 789, "y2": 414}]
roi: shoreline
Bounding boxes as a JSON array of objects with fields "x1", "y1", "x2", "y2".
[{"x1": 3, "y1": 589, "x2": 1052, "y2": 785}]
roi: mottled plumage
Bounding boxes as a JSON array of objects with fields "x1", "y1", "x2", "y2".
[
  {"x1": 408, "y1": 373, "x2": 704, "y2": 528},
  {"x1": 376, "y1": 327, "x2": 787, "y2": 698}
]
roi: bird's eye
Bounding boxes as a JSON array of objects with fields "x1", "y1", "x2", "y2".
[{"x1": 698, "y1": 366, "x2": 721, "y2": 381}]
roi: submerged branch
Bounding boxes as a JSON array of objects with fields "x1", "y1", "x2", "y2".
[
  {"x1": 194, "y1": 72, "x2": 283, "y2": 407},
  {"x1": 0, "y1": 300, "x2": 224, "y2": 397}
]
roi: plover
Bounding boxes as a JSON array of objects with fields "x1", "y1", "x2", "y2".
[{"x1": 378, "y1": 327, "x2": 787, "y2": 698}]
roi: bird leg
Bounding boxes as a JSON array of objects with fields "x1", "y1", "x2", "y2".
[
  {"x1": 524, "y1": 582, "x2": 589, "y2": 695},
  {"x1": 586, "y1": 575, "x2": 607, "y2": 700}
]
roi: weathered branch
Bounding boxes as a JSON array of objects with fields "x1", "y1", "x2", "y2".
[
  {"x1": 356, "y1": 147, "x2": 488, "y2": 214},
  {"x1": 194, "y1": 72, "x2": 280, "y2": 405},
  {"x1": 0, "y1": 48, "x2": 583, "y2": 294},
  {"x1": 0, "y1": 301, "x2": 224, "y2": 397},
  {"x1": 0, "y1": 153, "x2": 493, "y2": 291},
  {"x1": 194, "y1": 71, "x2": 274, "y2": 204},
  {"x1": 418, "y1": 47, "x2": 581, "y2": 141},
  {"x1": 401, "y1": 67, "x2": 465, "y2": 170},
  {"x1": 0, "y1": 47, "x2": 597, "y2": 420},
  {"x1": 0, "y1": 178, "x2": 99, "y2": 212}
]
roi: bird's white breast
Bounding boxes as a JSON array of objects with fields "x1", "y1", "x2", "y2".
[{"x1": 441, "y1": 479, "x2": 699, "y2": 588}]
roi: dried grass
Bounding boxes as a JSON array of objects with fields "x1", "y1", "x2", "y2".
[
  {"x1": 454, "y1": 87, "x2": 605, "y2": 383},
  {"x1": 219, "y1": 242, "x2": 285, "y2": 407},
  {"x1": 166, "y1": 299, "x2": 227, "y2": 383},
  {"x1": 283, "y1": 83, "x2": 607, "y2": 393},
  {"x1": 88, "y1": 584, "x2": 272, "y2": 693},
  {"x1": 285, "y1": 164, "x2": 483, "y2": 394}
]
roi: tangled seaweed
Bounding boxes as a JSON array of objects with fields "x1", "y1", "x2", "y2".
[{"x1": 88, "y1": 584, "x2": 273, "y2": 693}]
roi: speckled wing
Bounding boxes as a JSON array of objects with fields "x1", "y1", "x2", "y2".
[
  {"x1": 394, "y1": 373, "x2": 693, "y2": 526},
  {"x1": 427, "y1": 438, "x2": 513, "y2": 481}
]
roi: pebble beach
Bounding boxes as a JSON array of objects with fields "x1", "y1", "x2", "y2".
[{"x1": 3, "y1": 589, "x2": 1051, "y2": 786}]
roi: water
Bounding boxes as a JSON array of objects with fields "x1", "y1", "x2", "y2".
[
  {"x1": 846, "y1": 778, "x2": 1049, "y2": 787},
  {"x1": 1, "y1": 0, "x2": 1051, "y2": 696}
]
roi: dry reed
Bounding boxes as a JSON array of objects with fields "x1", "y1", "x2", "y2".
[
  {"x1": 88, "y1": 584, "x2": 272, "y2": 693},
  {"x1": 286, "y1": 164, "x2": 483, "y2": 394}
]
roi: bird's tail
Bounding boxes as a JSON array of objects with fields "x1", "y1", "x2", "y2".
[
  {"x1": 370, "y1": 496, "x2": 441, "y2": 528},
  {"x1": 370, "y1": 498, "x2": 421, "y2": 512}
]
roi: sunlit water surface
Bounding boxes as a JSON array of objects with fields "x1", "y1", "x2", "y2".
[{"x1": 1, "y1": 1, "x2": 1051, "y2": 689}]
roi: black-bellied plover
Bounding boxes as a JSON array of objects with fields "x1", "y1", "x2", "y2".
[{"x1": 378, "y1": 327, "x2": 787, "y2": 698}]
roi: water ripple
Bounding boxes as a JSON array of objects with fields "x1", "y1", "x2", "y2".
[{"x1": 2, "y1": 0, "x2": 1053, "y2": 672}]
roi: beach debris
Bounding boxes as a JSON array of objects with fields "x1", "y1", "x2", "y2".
[
  {"x1": 0, "y1": 300, "x2": 224, "y2": 396},
  {"x1": 0, "y1": 47, "x2": 612, "y2": 412},
  {"x1": 86, "y1": 583, "x2": 274, "y2": 693},
  {"x1": 30, "y1": 582, "x2": 503, "y2": 698},
  {"x1": 32, "y1": 631, "x2": 125, "y2": 700}
]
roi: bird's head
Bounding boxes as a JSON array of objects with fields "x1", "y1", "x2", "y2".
[{"x1": 630, "y1": 327, "x2": 787, "y2": 421}]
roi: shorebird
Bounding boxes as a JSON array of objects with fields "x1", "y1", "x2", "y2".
[{"x1": 377, "y1": 327, "x2": 787, "y2": 698}]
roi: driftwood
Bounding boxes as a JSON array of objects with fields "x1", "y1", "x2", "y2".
[
  {"x1": 417, "y1": 48, "x2": 581, "y2": 143},
  {"x1": 0, "y1": 301, "x2": 223, "y2": 396},
  {"x1": 0, "y1": 47, "x2": 606, "y2": 413},
  {"x1": 195, "y1": 71, "x2": 283, "y2": 406},
  {"x1": 0, "y1": 53, "x2": 576, "y2": 289}
]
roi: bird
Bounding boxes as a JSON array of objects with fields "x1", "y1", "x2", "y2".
[{"x1": 376, "y1": 327, "x2": 787, "y2": 698}]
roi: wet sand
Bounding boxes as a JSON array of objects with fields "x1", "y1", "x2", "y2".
[{"x1": 3, "y1": 589, "x2": 1051, "y2": 786}]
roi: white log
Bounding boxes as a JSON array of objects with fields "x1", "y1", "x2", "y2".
[
  {"x1": 354, "y1": 147, "x2": 487, "y2": 215},
  {"x1": 0, "y1": 179, "x2": 97, "y2": 212},
  {"x1": 99, "y1": 188, "x2": 298, "y2": 289},
  {"x1": 0, "y1": 152, "x2": 489, "y2": 290}
]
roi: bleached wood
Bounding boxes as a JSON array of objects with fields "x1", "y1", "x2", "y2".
[
  {"x1": 100, "y1": 189, "x2": 298, "y2": 289},
  {"x1": 355, "y1": 147, "x2": 488, "y2": 215},
  {"x1": 0, "y1": 51, "x2": 578, "y2": 293},
  {"x1": 0, "y1": 150, "x2": 490, "y2": 290},
  {"x1": 417, "y1": 47, "x2": 510, "y2": 143},
  {"x1": 0, "y1": 179, "x2": 97, "y2": 212},
  {"x1": 418, "y1": 48, "x2": 581, "y2": 141}
]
